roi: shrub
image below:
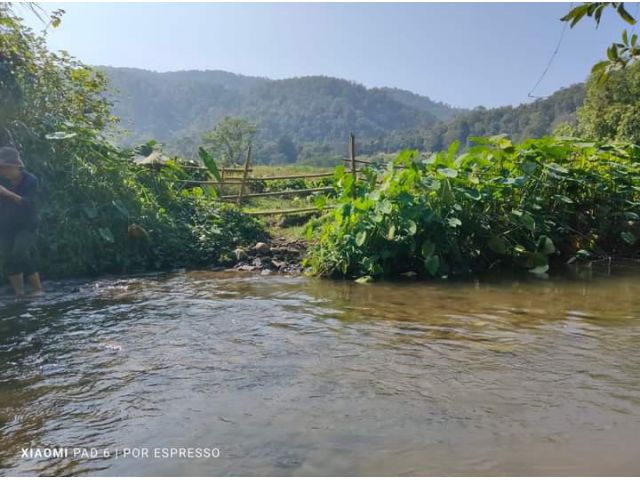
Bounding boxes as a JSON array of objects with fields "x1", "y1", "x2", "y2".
[
  {"x1": 307, "y1": 136, "x2": 640, "y2": 279},
  {"x1": 1, "y1": 7, "x2": 265, "y2": 278}
]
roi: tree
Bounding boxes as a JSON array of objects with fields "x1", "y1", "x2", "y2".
[
  {"x1": 577, "y1": 62, "x2": 640, "y2": 143},
  {"x1": 201, "y1": 117, "x2": 257, "y2": 166},
  {"x1": 276, "y1": 136, "x2": 298, "y2": 163}
]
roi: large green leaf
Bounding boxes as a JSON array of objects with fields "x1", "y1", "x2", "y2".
[
  {"x1": 421, "y1": 240, "x2": 436, "y2": 258},
  {"x1": 406, "y1": 220, "x2": 417, "y2": 236},
  {"x1": 198, "y1": 147, "x2": 221, "y2": 182},
  {"x1": 98, "y1": 227, "x2": 115, "y2": 243},
  {"x1": 537, "y1": 235, "x2": 556, "y2": 255},
  {"x1": 621, "y1": 231, "x2": 637, "y2": 244},
  {"x1": 425, "y1": 255, "x2": 440, "y2": 276},
  {"x1": 487, "y1": 236, "x2": 507, "y2": 255}
]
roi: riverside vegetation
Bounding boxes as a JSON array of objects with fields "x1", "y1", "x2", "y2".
[
  {"x1": 1, "y1": 5, "x2": 639, "y2": 281},
  {"x1": 0, "y1": 6, "x2": 265, "y2": 277},
  {"x1": 307, "y1": 136, "x2": 640, "y2": 279}
]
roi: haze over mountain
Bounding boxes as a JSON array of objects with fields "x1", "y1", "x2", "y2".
[
  {"x1": 101, "y1": 66, "x2": 584, "y2": 164},
  {"x1": 102, "y1": 66, "x2": 463, "y2": 151}
]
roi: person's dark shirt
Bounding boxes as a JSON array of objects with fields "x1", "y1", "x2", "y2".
[{"x1": 0, "y1": 171, "x2": 39, "y2": 233}]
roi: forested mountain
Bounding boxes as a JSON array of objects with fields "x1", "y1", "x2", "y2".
[
  {"x1": 102, "y1": 67, "x2": 268, "y2": 142},
  {"x1": 102, "y1": 67, "x2": 456, "y2": 155},
  {"x1": 102, "y1": 66, "x2": 585, "y2": 163},
  {"x1": 425, "y1": 83, "x2": 585, "y2": 150},
  {"x1": 359, "y1": 83, "x2": 586, "y2": 155},
  {"x1": 379, "y1": 87, "x2": 467, "y2": 122}
]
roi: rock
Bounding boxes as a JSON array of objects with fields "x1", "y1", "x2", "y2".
[
  {"x1": 230, "y1": 238, "x2": 308, "y2": 276},
  {"x1": 355, "y1": 275, "x2": 374, "y2": 284},
  {"x1": 236, "y1": 264, "x2": 256, "y2": 272},
  {"x1": 400, "y1": 271, "x2": 417, "y2": 278},
  {"x1": 255, "y1": 242, "x2": 270, "y2": 255},
  {"x1": 234, "y1": 248, "x2": 248, "y2": 261},
  {"x1": 271, "y1": 259, "x2": 286, "y2": 270}
]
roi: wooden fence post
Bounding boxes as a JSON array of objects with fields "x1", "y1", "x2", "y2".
[
  {"x1": 237, "y1": 145, "x2": 252, "y2": 206},
  {"x1": 350, "y1": 132, "x2": 357, "y2": 199},
  {"x1": 219, "y1": 167, "x2": 225, "y2": 194}
]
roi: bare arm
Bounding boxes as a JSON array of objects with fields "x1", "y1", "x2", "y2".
[{"x1": 0, "y1": 185, "x2": 23, "y2": 203}]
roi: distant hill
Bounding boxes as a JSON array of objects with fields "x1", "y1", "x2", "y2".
[
  {"x1": 101, "y1": 67, "x2": 585, "y2": 163},
  {"x1": 358, "y1": 83, "x2": 586, "y2": 156},
  {"x1": 100, "y1": 67, "x2": 463, "y2": 159},
  {"x1": 379, "y1": 87, "x2": 467, "y2": 122},
  {"x1": 426, "y1": 83, "x2": 586, "y2": 150}
]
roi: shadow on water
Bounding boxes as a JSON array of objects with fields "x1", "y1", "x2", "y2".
[{"x1": 1, "y1": 263, "x2": 640, "y2": 475}]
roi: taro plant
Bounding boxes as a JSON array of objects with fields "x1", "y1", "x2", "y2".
[{"x1": 306, "y1": 135, "x2": 640, "y2": 279}]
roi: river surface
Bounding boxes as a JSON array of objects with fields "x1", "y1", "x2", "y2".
[{"x1": 1, "y1": 264, "x2": 640, "y2": 475}]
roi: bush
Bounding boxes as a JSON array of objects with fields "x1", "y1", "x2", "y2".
[
  {"x1": 306, "y1": 136, "x2": 640, "y2": 279},
  {"x1": 1, "y1": 7, "x2": 266, "y2": 278}
]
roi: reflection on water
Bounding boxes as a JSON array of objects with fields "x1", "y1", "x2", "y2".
[{"x1": 1, "y1": 263, "x2": 640, "y2": 475}]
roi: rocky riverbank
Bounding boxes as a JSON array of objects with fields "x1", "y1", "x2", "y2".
[{"x1": 230, "y1": 238, "x2": 307, "y2": 275}]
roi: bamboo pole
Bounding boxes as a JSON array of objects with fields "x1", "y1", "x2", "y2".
[
  {"x1": 222, "y1": 172, "x2": 334, "y2": 181},
  {"x1": 245, "y1": 205, "x2": 335, "y2": 216},
  {"x1": 237, "y1": 146, "x2": 252, "y2": 206},
  {"x1": 247, "y1": 172, "x2": 334, "y2": 181},
  {"x1": 180, "y1": 179, "x2": 245, "y2": 185},
  {"x1": 350, "y1": 133, "x2": 357, "y2": 199},
  {"x1": 177, "y1": 165, "x2": 209, "y2": 170},
  {"x1": 173, "y1": 171, "x2": 336, "y2": 185},
  {"x1": 220, "y1": 186, "x2": 333, "y2": 200},
  {"x1": 219, "y1": 166, "x2": 225, "y2": 193},
  {"x1": 342, "y1": 157, "x2": 376, "y2": 165},
  {"x1": 178, "y1": 165, "x2": 253, "y2": 172},
  {"x1": 342, "y1": 157, "x2": 408, "y2": 170}
]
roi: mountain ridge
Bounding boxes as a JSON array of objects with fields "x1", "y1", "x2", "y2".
[
  {"x1": 100, "y1": 66, "x2": 585, "y2": 163},
  {"x1": 100, "y1": 66, "x2": 463, "y2": 148}
]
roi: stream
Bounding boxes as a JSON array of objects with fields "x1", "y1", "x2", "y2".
[{"x1": 1, "y1": 263, "x2": 640, "y2": 475}]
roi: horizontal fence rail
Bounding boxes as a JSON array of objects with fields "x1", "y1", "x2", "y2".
[
  {"x1": 342, "y1": 157, "x2": 375, "y2": 166},
  {"x1": 168, "y1": 134, "x2": 367, "y2": 216},
  {"x1": 222, "y1": 172, "x2": 334, "y2": 182},
  {"x1": 342, "y1": 157, "x2": 407, "y2": 170},
  {"x1": 245, "y1": 205, "x2": 335, "y2": 216},
  {"x1": 219, "y1": 186, "x2": 334, "y2": 201}
]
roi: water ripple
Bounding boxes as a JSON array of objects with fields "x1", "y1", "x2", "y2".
[{"x1": 0, "y1": 269, "x2": 639, "y2": 475}]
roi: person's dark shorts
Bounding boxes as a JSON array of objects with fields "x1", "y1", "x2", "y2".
[{"x1": 0, "y1": 229, "x2": 37, "y2": 276}]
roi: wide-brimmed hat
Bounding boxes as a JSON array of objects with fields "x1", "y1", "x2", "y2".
[{"x1": 0, "y1": 147, "x2": 24, "y2": 168}]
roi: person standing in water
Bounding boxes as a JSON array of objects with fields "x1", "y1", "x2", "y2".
[{"x1": 0, "y1": 147, "x2": 41, "y2": 297}]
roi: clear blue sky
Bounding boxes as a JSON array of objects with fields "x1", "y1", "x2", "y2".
[{"x1": 25, "y1": 2, "x2": 635, "y2": 108}]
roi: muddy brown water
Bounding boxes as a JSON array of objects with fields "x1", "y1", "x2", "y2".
[{"x1": 1, "y1": 263, "x2": 640, "y2": 475}]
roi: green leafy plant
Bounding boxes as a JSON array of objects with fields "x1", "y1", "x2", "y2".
[
  {"x1": 562, "y1": 2, "x2": 638, "y2": 83},
  {"x1": 307, "y1": 136, "x2": 640, "y2": 279},
  {"x1": 0, "y1": 7, "x2": 266, "y2": 277}
]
